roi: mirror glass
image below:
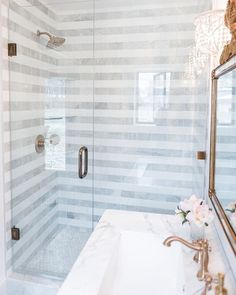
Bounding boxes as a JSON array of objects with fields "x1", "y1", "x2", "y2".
[{"x1": 215, "y1": 69, "x2": 236, "y2": 231}]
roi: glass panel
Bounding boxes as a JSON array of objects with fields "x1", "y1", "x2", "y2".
[
  {"x1": 93, "y1": 0, "x2": 211, "y2": 224},
  {"x1": 9, "y1": 0, "x2": 94, "y2": 279},
  {"x1": 8, "y1": 0, "x2": 212, "y2": 282},
  {"x1": 215, "y1": 70, "x2": 236, "y2": 231}
]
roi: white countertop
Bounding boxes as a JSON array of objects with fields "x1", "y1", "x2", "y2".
[{"x1": 57, "y1": 210, "x2": 236, "y2": 295}]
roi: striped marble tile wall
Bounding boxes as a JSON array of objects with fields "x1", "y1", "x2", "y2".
[
  {"x1": 56, "y1": 0, "x2": 211, "y2": 227},
  {"x1": 3, "y1": 0, "x2": 212, "y2": 275},
  {"x1": 191, "y1": 70, "x2": 210, "y2": 199},
  {"x1": 2, "y1": 0, "x2": 11, "y2": 271},
  {"x1": 56, "y1": 0, "x2": 94, "y2": 231},
  {"x1": 92, "y1": 0, "x2": 211, "y2": 222},
  {"x1": 3, "y1": 0, "x2": 61, "y2": 271}
]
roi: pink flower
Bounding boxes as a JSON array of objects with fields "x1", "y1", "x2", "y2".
[
  {"x1": 187, "y1": 202, "x2": 214, "y2": 227},
  {"x1": 179, "y1": 194, "x2": 202, "y2": 212},
  {"x1": 176, "y1": 194, "x2": 214, "y2": 228}
]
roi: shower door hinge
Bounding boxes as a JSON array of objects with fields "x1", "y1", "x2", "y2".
[
  {"x1": 8, "y1": 43, "x2": 17, "y2": 57},
  {"x1": 196, "y1": 151, "x2": 206, "y2": 160},
  {"x1": 11, "y1": 226, "x2": 20, "y2": 241}
]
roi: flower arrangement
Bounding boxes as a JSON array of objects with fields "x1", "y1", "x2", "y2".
[{"x1": 175, "y1": 195, "x2": 214, "y2": 228}]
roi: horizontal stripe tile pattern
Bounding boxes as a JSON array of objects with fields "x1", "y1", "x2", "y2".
[
  {"x1": 55, "y1": 0, "x2": 211, "y2": 228},
  {"x1": 92, "y1": 0, "x2": 211, "y2": 222},
  {"x1": 190, "y1": 67, "x2": 210, "y2": 199},
  {"x1": 4, "y1": 0, "x2": 211, "y2": 277},
  {"x1": 5, "y1": 0, "x2": 60, "y2": 274}
]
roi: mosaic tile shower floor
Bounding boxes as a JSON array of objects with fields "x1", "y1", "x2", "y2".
[{"x1": 17, "y1": 225, "x2": 91, "y2": 279}]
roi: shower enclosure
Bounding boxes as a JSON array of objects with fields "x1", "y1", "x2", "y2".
[{"x1": 7, "y1": 0, "x2": 211, "y2": 280}]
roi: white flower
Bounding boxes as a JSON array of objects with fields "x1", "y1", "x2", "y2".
[
  {"x1": 187, "y1": 201, "x2": 214, "y2": 228},
  {"x1": 176, "y1": 194, "x2": 214, "y2": 228},
  {"x1": 179, "y1": 194, "x2": 202, "y2": 212}
]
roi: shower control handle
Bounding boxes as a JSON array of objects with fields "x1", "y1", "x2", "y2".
[{"x1": 79, "y1": 146, "x2": 88, "y2": 179}]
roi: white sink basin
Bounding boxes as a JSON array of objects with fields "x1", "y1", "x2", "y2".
[{"x1": 98, "y1": 231, "x2": 186, "y2": 295}]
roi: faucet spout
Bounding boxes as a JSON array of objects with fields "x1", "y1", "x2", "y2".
[
  {"x1": 163, "y1": 236, "x2": 202, "y2": 251},
  {"x1": 163, "y1": 236, "x2": 210, "y2": 282}
]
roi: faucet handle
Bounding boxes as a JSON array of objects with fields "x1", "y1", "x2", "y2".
[
  {"x1": 202, "y1": 273, "x2": 213, "y2": 295},
  {"x1": 192, "y1": 239, "x2": 211, "y2": 264},
  {"x1": 215, "y1": 273, "x2": 228, "y2": 295},
  {"x1": 193, "y1": 251, "x2": 201, "y2": 263}
]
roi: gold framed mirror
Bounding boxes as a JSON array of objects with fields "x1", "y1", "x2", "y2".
[{"x1": 209, "y1": 55, "x2": 236, "y2": 256}]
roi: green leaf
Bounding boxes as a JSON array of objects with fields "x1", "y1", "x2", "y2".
[{"x1": 182, "y1": 219, "x2": 189, "y2": 226}]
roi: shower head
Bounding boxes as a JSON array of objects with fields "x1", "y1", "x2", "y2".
[
  {"x1": 47, "y1": 35, "x2": 66, "y2": 48},
  {"x1": 37, "y1": 30, "x2": 65, "y2": 48}
]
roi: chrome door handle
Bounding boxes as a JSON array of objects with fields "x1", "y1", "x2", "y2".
[{"x1": 79, "y1": 146, "x2": 88, "y2": 179}]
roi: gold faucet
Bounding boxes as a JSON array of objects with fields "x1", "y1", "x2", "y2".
[
  {"x1": 215, "y1": 273, "x2": 228, "y2": 295},
  {"x1": 201, "y1": 273, "x2": 228, "y2": 295},
  {"x1": 163, "y1": 236, "x2": 210, "y2": 281},
  {"x1": 202, "y1": 273, "x2": 213, "y2": 295}
]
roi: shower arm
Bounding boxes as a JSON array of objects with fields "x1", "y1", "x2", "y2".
[{"x1": 37, "y1": 30, "x2": 52, "y2": 38}]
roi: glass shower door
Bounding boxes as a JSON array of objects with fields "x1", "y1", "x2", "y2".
[
  {"x1": 7, "y1": 0, "x2": 211, "y2": 281},
  {"x1": 8, "y1": 0, "x2": 94, "y2": 279},
  {"x1": 92, "y1": 0, "x2": 211, "y2": 225}
]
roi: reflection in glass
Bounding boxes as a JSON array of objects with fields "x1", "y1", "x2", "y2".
[
  {"x1": 136, "y1": 72, "x2": 170, "y2": 125},
  {"x1": 215, "y1": 70, "x2": 236, "y2": 231},
  {"x1": 217, "y1": 71, "x2": 234, "y2": 125}
]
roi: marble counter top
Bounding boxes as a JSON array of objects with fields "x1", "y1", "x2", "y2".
[{"x1": 57, "y1": 210, "x2": 236, "y2": 295}]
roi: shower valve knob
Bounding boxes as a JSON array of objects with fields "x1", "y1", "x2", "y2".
[
  {"x1": 35, "y1": 135, "x2": 45, "y2": 153},
  {"x1": 35, "y1": 134, "x2": 60, "y2": 153}
]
